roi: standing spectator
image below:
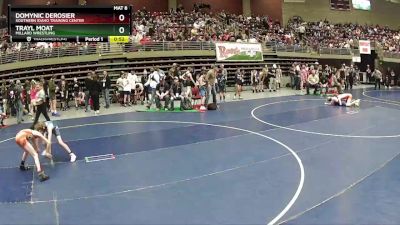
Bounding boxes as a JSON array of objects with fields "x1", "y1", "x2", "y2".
[
  {"x1": 141, "y1": 69, "x2": 149, "y2": 104},
  {"x1": 197, "y1": 72, "x2": 207, "y2": 111},
  {"x1": 180, "y1": 67, "x2": 195, "y2": 98},
  {"x1": 59, "y1": 76, "x2": 68, "y2": 111},
  {"x1": 145, "y1": 67, "x2": 160, "y2": 109},
  {"x1": 24, "y1": 80, "x2": 31, "y2": 114},
  {"x1": 88, "y1": 73, "x2": 101, "y2": 115},
  {"x1": 251, "y1": 69, "x2": 259, "y2": 93},
  {"x1": 366, "y1": 64, "x2": 372, "y2": 83},
  {"x1": 268, "y1": 65, "x2": 277, "y2": 92},
  {"x1": 48, "y1": 76, "x2": 59, "y2": 116},
  {"x1": 101, "y1": 71, "x2": 111, "y2": 108},
  {"x1": 127, "y1": 70, "x2": 138, "y2": 105},
  {"x1": 122, "y1": 72, "x2": 131, "y2": 107},
  {"x1": 205, "y1": 65, "x2": 217, "y2": 105},
  {"x1": 276, "y1": 65, "x2": 283, "y2": 89},
  {"x1": 116, "y1": 72, "x2": 124, "y2": 106},
  {"x1": 390, "y1": 69, "x2": 396, "y2": 87},
  {"x1": 373, "y1": 68, "x2": 382, "y2": 90},
  {"x1": 84, "y1": 73, "x2": 92, "y2": 112},
  {"x1": 234, "y1": 69, "x2": 244, "y2": 100},
  {"x1": 14, "y1": 80, "x2": 24, "y2": 124},
  {"x1": 0, "y1": 80, "x2": 7, "y2": 116},
  {"x1": 348, "y1": 65, "x2": 355, "y2": 90},
  {"x1": 30, "y1": 82, "x2": 51, "y2": 129},
  {"x1": 216, "y1": 66, "x2": 227, "y2": 102},
  {"x1": 72, "y1": 77, "x2": 80, "y2": 109}
]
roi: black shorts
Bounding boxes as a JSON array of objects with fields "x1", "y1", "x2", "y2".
[
  {"x1": 217, "y1": 85, "x2": 226, "y2": 93},
  {"x1": 236, "y1": 79, "x2": 243, "y2": 86}
]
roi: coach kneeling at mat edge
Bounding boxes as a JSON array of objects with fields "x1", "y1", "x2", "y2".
[{"x1": 155, "y1": 78, "x2": 171, "y2": 110}]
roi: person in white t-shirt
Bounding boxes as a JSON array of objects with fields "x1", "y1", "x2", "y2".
[
  {"x1": 128, "y1": 70, "x2": 139, "y2": 104},
  {"x1": 145, "y1": 67, "x2": 160, "y2": 109},
  {"x1": 116, "y1": 72, "x2": 124, "y2": 106},
  {"x1": 122, "y1": 73, "x2": 131, "y2": 107}
]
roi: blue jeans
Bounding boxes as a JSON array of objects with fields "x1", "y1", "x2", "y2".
[
  {"x1": 103, "y1": 89, "x2": 110, "y2": 108},
  {"x1": 15, "y1": 100, "x2": 23, "y2": 123}
]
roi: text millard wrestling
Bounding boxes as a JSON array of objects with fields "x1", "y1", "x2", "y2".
[{"x1": 15, "y1": 25, "x2": 55, "y2": 35}]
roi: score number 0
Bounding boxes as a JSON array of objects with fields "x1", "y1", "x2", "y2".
[{"x1": 118, "y1": 14, "x2": 125, "y2": 34}]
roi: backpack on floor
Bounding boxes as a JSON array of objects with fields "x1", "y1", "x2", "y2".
[
  {"x1": 207, "y1": 102, "x2": 217, "y2": 110},
  {"x1": 180, "y1": 97, "x2": 193, "y2": 110}
]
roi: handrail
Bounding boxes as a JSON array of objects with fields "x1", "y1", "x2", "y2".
[
  {"x1": 1, "y1": 40, "x2": 397, "y2": 65},
  {"x1": 383, "y1": 51, "x2": 400, "y2": 59}
]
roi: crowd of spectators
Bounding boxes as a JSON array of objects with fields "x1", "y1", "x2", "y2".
[{"x1": 1, "y1": 7, "x2": 399, "y2": 56}]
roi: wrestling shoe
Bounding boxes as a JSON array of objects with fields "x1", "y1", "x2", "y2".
[
  {"x1": 19, "y1": 165, "x2": 31, "y2": 171},
  {"x1": 70, "y1": 153, "x2": 77, "y2": 162},
  {"x1": 38, "y1": 171, "x2": 49, "y2": 182},
  {"x1": 355, "y1": 99, "x2": 360, "y2": 107},
  {"x1": 41, "y1": 151, "x2": 53, "y2": 159}
]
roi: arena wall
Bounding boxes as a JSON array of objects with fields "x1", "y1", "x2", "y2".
[{"x1": 283, "y1": 0, "x2": 400, "y2": 29}]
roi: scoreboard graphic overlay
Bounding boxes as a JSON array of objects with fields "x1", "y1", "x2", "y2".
[{"x1": 8, "y1": 5, "x2": 132, "y2": 42}]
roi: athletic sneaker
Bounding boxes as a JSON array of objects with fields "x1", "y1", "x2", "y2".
[
  {"x1": 200, "y1": 106, "x2": 207, "y2": 111},
  {"x1": 70, "y1": 153, "x2": 77, "y2": 162},
  {"x1": 38, "y1": 171, "x2": 49, "y2": 182},
  {"x1": 19, "y1": 165, "x2": 31, "y2": 171}
]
